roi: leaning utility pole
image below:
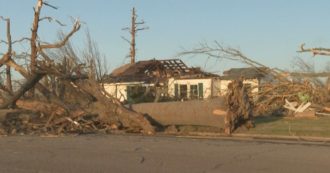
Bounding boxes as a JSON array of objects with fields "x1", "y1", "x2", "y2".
[{"x1": 122, "y1": 7, "x2": 148, "y2": 64}]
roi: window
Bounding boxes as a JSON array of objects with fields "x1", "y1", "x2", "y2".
[
  {"x1": 198, "y1": 83, "x2": 204, "y2": 99},
  {"x1": 179, "y1": 85, "x2": 188, "y2": 99},
  {"x1": 190, "y1": 85, "x2": 198, "y2": 99},
  {"x1": 174, "y1": 84, "x2": 179, "y2": 98},
  {"x1": 126, "y1": 85, "x2": 147, "y2": 103}
]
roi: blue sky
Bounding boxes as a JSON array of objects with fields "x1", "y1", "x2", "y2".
[{"x1": 1, "y1": 0, "x2": 330, "y2": 74}]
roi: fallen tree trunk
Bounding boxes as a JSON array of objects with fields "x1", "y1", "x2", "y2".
[
  {"x1": 0, "y1": 72, "x2": 46, "y2": 109},
  {"x1": 73, "y1": 80, "x2": 155, "y2": 134}
]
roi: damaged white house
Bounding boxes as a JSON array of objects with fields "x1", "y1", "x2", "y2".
[{"x1": 102, "y1": 58, "x2": 266, "y2": 103}]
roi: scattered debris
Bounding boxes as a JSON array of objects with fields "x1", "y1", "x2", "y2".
[
  {"x1": 283, "y1": 99, "x2": 315, "y2": 118},
  {"x1": 164, "y1": 125, "x2": 179, "y2": 134}
]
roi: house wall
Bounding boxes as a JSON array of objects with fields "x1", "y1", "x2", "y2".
[
  {"x1": 212, "y1": 78, "x2": 222, "y2": 97},
  {"x1": 168, "y1": 78, "x2": 213, "y2": 99},
  {"x1": 218, "y1": 78, "x2": 259, "y2": 96}
]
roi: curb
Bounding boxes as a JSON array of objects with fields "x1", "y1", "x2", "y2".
[{"x1": 174, "y1": 132, "x2": 330, "y2": 145}]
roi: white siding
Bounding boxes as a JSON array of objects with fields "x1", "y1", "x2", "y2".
[
  {"x1": 212, "y1": 78, "x2": 222, "y2": 97},
  {"x1": 104, "y1": 78, "x2": 260, "y2": 102},
  {"x1": 219, "y1": 79, "x2": 259, "y2": 96}
]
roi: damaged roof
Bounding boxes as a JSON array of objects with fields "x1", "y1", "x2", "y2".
[
  {"x1": 103, "y1": 59, "x2": 218, "y2": 83},
  {"x1": 221, "y1": 67, "x2": 268, "y2": 80}
]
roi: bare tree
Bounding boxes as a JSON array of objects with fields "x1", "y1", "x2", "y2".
[
  {"x1": 0, "y1": 1, "x2": 156, "y2": 135},
  {"x1": 122, "y1": 7, "x2": 148, "y2": 64},
  {"x1": 0, "y1": 0, "x2": 81, "y2": 108},
  {"x1": 83, "y1": 30, "x2": 108, "y2": 81},
  {"x1": 0, "y1": 17, "x2": 13, "y2": 94}
]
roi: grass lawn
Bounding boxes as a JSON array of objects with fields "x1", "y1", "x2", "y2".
[{"x1": 243, "y1": 116, "x2": 330, "y2": 138}]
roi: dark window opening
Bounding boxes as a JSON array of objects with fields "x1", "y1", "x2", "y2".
[
  {"x1": 190, "y1": 85, "x2": 198, "y2": 99},
  {"x1": 198, "y1": 83, "x2": 204, "y2": 99},
  {"x1": 127, "y1": 85, "x2": 154, "y2": 103},
  {"x1": 174, "y1": 84, "x2": 179, "y2": 99}
]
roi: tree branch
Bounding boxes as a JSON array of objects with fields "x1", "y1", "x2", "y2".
[
  {"x1": 39, "y1": 21, "x2": 81, "y2": 50},
  {"x1": 39, "y1": 16, "x2": 66, "y2": 26},
  {"x1": 297, "y1": 43, "x2": 330, "y2": 56}
]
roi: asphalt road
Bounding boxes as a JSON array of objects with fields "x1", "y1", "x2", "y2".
[{"x1": 0, "y1": 134, "x2": 329, "y2": 173}]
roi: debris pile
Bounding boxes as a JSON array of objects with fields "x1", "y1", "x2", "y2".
[
  {"x1": 0, "y1": 75, "x2": 155, "y2": 135},
  {"x1": 254, "y1": 77, "x2": 330, "y2": 117},
  {"x1": 283, "y1": 99, "x2": 315, "y2": 118},
  {"x1": 0, "y1": 0, "x2": 154, "y2": 136}
]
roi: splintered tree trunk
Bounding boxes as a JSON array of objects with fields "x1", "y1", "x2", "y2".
[
  {"x1": 6, "y1": 65, "x2": 12, "y2": 94},
  {"x1": 1, "y1": 72, "x2": 45, "y2": 109},
  {"x1": 30, "y1": 0, "x2": 42, "y2": 73},
  {"x1": 5, "y1": 59, "x2": 58, "y2": 101},
  {"x1": 59, "y1": 57, "x2": 67, "y2": 101},
  {"x1": 29, "y1": 0, "x2": 43, "y2": 96},
  {"x1": 5, "y1": 18, "x2": 13, "y2": 93}
]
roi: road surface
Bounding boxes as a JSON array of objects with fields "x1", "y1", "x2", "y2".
[{"x1": 0, "y1": 134, "x2": 329, "y2": 173}]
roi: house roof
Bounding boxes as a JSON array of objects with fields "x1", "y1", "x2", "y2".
[
  {"x1": 103, "y1": 59, "x2": 218, "y2": 83},
  {"x1": 110, "y1": 60, "x2": 162, "y2": 78},
  {"x1": 221, "y1": 67, "x2": 268, "y2": 80}
]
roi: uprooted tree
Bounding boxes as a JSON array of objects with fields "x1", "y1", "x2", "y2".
[{"x1": 0, "y1": 0, "x2": 155, "y2": 135}]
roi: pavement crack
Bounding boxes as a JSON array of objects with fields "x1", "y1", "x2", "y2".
[
  {"x1": 140, "y1": 156, "x2": 145, "y2": 164},
  {"x1": 212, "y1": 163, "x2": 223, "y2": 169}
]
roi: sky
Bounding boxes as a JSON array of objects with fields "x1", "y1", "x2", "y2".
[{"x1": 1, "y1": 0, "x2": 330, "y2": 74}]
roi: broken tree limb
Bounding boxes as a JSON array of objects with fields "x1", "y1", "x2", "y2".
[
  {"x1": 6, "y1": 59, "x2": 51, "y2": 99},
  {"x1": 180, "y1": 41, "x2": 289, "y2": 82},
  {"x1": 0, "y1": 72, "x2": 46, "y2": 109},
  {"x1": 289, "y1": 72, "x2": 330, "y2": 77},
  {"x1": 30, "y1": 0, "x2": 43, "y2": 73},
  {"x1": 297, "y1": 43, "x2": 330, "y2": 56},
  {"x1": 73, "y1": 79, "x2": 155, "y2": 134},
  {"x1": 38, "y1": 21, "x2": 81, "y2": 50},
  {"x1": 0, "y1": 54, "x2": 9, "y2": 68},
  {"x1": 4, "y1": 17, "x2": 13, "y2": 93}
]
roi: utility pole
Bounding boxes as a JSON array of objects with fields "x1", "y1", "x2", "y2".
[{"x1": 122, "y1": 7, "x2": 148, "y2": 64}]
